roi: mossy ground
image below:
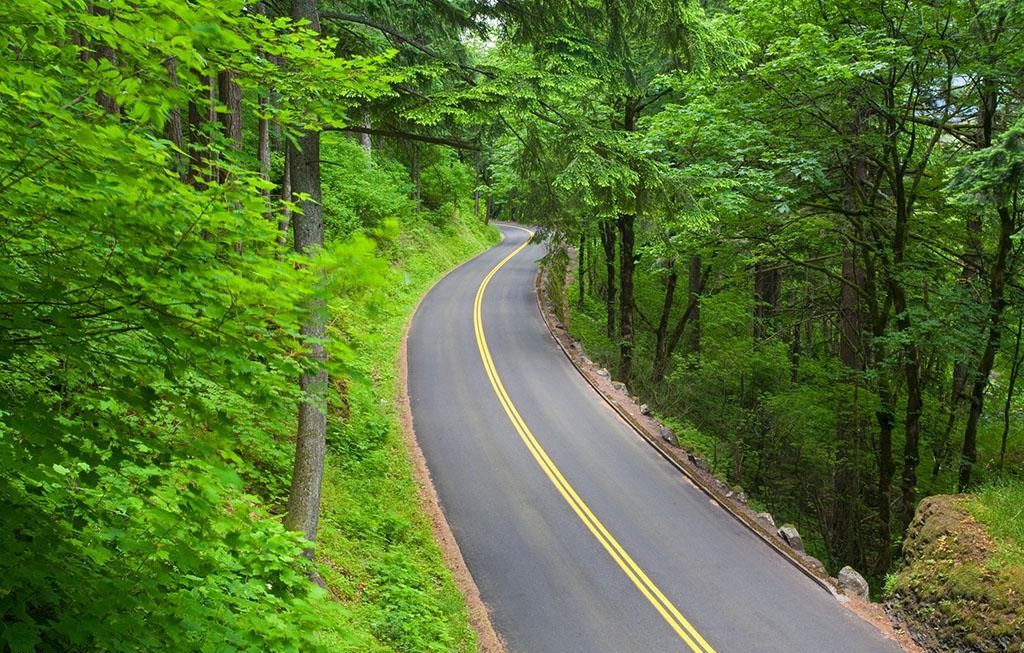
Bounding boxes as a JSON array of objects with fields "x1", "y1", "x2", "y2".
[{"x1": 887, "y1": 489, "x2": 1024, "y2": 653}]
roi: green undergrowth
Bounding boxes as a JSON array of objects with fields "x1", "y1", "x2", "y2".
[
  {"x1": 964, "y1": 481, "x2": 1024, "y2": 568},
  {"x1": 315, "y1": 202, "x2": 499, "y2": 652}
]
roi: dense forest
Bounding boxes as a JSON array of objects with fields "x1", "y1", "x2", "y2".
[
  {"x1": 1, "y1": 0, "x2": 1022, "y2": 651},
  {"x1": 493, "y1": 0, "x2": 1024, "y2": 582}
]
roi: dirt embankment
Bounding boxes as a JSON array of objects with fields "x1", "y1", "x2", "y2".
[{"x1": 887, "y1": 495, "x2": 1024, "y2": 653}]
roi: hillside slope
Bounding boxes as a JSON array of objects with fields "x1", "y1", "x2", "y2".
[{"x1": 887, "y1": 487, "x2": 1024, "y2": 653}]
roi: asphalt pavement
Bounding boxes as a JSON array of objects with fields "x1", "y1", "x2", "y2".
[{"x1": 407, "y1": 224, "x2": 904, "y2": 653}]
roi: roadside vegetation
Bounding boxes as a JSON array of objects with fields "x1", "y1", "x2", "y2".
[
  {"x1": 2, "y1": 0, "x2": 1022, "y2": 652},
  {"x1": 314, "y1": 137, "x2": 497, "y2": 652},
  {"x1": 1, "y1": 2, "x2": 494, "y2": 651}
]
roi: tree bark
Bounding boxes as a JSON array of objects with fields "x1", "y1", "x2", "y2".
[
  {"x1": 652, "y1": 263, "x2": 678, "y2": 384},
  {"x1": 258, "y1": 93, "x2": 271, "y2": 216},
  {"x1": 652, "y1": 262, "x2": 707, "y2": 385},
  {"x1": 164, "y1": 58, "x2": 185, "y2": 179},
  {"x1": 186, "y1": 75, "x2": 216, "y2": 188},
  {"x1": 685, "y1": 254, "x2": 702, "y2": 357},
  {"x1": 753, "y1": 261, "x2": 781, "y2": 343},
  {"x1": 411, "y1": 143, "x2": 421, "y2": 213},
  {"x1": 599, "y1": 219, "x2": 617, "y2": 340},
  {"x1": 933, "y1": 201, "x2": 983, "y2": 479},
  {"x1": 279, "y1": 145, "x2": 292, "y2": 247},
  {"x1": 894, "y1": 267, "x2": 924, "y2": 532},
  {"x1": 473, "y1": 155, "x2": 481, "y2": 218},
  {"x1": 217, "y1": 69, "x2": 242, "y2": 183},
  {"x1": 875, "y1": 406, "x2": 895, "y2": 574},
  {"x1": 834, "y1": 247, "x2": 865, "y2": 567},
  {"x1": 283, "y1": 0, "x2": 327, "y2": 553},
  {"x1": 959, "y1": 205, "x2": 1014, "y2": 490},
  {"x1": 617, "y1": 212, "x2": 636, "y2": 381},
  {"x1": 957, "y1": 80, "x2": 1011, "y2": 491},
  {"x1": 858, "y1": 221, "x2": 897, "y2": 575}
]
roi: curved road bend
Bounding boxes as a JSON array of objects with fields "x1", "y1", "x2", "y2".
[{"x1": 408, "y1": 224, "x2": 902, "y2": 653}]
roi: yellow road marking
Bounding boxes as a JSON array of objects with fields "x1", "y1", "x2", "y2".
[{"x1": 472, "y1": 226, "x2": 718, "y2": 653}]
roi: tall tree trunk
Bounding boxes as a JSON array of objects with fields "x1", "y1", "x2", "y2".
[
  {"x1": 653, "y1": 262, "x2": 707, "y2": 385},
  {"x1": 164, "y1": 58, "x2": 185, "y2": 179},
  {"x1": 957, "y1": 82, "x2": 1010, "y2": 490},
  {"x1": 279, "y1": 145, "x2": 292, "y2": 247},
  {"x1": 616, "y1": 101, "x2": 639, "y2": 381},
  {"x1": 959, "y1": 206, "x2": 1014, "y2": 490},
  {"x1": 617, "y1": 212, "x2": 636, "y2": 381},
  {"x1": 881, "y1": 90, "x2": 925, "y2": 532},
  {"x1": 258, "y1": 93, "x2": 271, "y2": 216},
  {"x1": 875, "y1": 405, "x2": 895, "y2": 574},
  {"x1": 186, "y1": 75, "x2": 216, "y2": 188},
  {"x1": 685, "y1": 254, "x2": 703, "y2": 358},
  {"x1": 652, "y1": 263, "x2": 678, "y2": 384},
  {"x1": 473, "y1": 156, "x2": 481, "y2": 219},
  {"x1": 217, "y1": 69, "x2": 242, "y2": 182},
  {"x1": 894, "y1": 272, "x2": 924, "y2": 532},
  {"x1": 256, "y1": 0, "x2": 271, "y2": 213},
  {"x1": 753, "y1": 261, "x2": 781, "y2": 343},
  {"x1": 835, "y1": 247, "x2": 865, "y2": 566},
  {"x1": 934, "y1": 209, "x2": 984, "y2": 479},
  {"x1": 861, "y1": 224, "x2": 896, "y2": 575},
  {"x1": 599, "y1": 219, "x2": 617, "y2": 340},
  {"x1": 283, "y1": 0, "x2": 327, "y2": 554},
  {"x1": 91, "y1": 4, "x2": 119, "y2": 115}
]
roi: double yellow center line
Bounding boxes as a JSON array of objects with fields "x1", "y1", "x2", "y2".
[{"x1": 471, "y1": 227, "x2": 717, "y2": 653}]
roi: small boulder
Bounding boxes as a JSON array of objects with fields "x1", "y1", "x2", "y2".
[
  {"x1": 837, "y1": 566, "x2": 870, "y2": 599},
  {"x1": 611, "y1": 381, "x2": 627, "y2": 393},
  {"x1": 778, "y1": 524, "x2": 804, "y2": 552},
  {"x1": 659, "y1": 425, "x2": 677, "y2": 445},
  {"x1": 581, "y1": 356, "x2": 592, "y2": 366},
  {"x1": 596, "y1": 367, "x2": 610, "y2": 378},
  {"x1": 640, "y1": 403, "x2": 651, "y2": 415},
  {"x1": 757, "y1": 512, "x2": 776, "y2": 528}
]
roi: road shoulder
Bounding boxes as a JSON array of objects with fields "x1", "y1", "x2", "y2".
[{"x1": 397, "y1": 240, "x2": 508, "y2": 653}]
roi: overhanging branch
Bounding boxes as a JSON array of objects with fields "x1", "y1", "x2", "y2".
[
  {"x1": 330, "y1": 125, "x2": 479, "y2": 150},
  {"x1": 320, "y1": 12, "x2": 493, "y2": 79}
]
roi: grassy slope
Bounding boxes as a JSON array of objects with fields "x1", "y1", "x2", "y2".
[
  {"x1": 965, "y1": 481, "x2": 1024, "y2": 568},
  {"x1": 315, "y1": 211, "x2": 499, "y2": 652}
]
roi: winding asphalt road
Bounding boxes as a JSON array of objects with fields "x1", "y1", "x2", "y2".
[{"x1": 408, "y1": 224, "x2": 903, "y2": 653}]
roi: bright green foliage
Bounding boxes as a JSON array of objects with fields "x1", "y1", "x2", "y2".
[
  {"x1": 307, "y1": 132, "x2": 498, "y2": 651},
  {"x1": 966, "y1": 481, "x2": 1024, "y2": 568},
  {"x1": 0, "y1": 1, "x2": 426, "y2": 651},
  {"x1": 316, "y1": 207, "x2": 497, "y2": 653}
]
